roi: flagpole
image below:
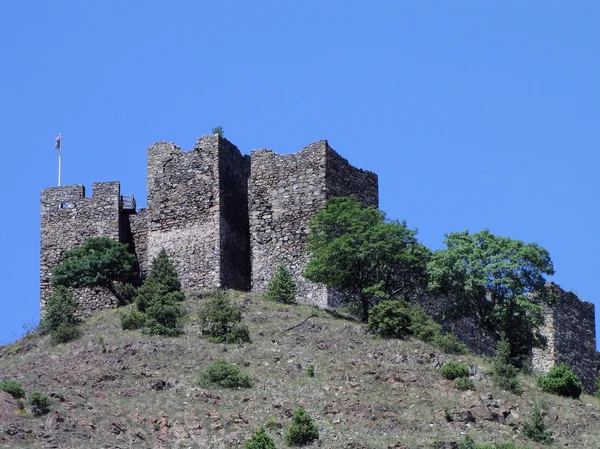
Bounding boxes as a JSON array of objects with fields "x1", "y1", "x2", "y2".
[{"x1": 57, "y1": 133, "x2": 62, "y2": 186}]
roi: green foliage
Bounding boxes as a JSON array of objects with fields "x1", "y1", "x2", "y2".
[
  {"x1": 41, "y1": 286, "x2": 79, "y2": 333},
  {"x1": 367, "y1": 300, "x2": 412, "y2": 338},
  {"x1": 265, "y1": 264, "x2": 296, "y2": 304},
  {"x1": 306, "y1": 365, "x2": 314, "y2": 377},
  {"x1": 198, "y1": 359, "x2": 253, "y2": 389},
  {"x1": 285, "y1": 406, "x2": 319, "y2": 446},
  {"x1": 212, "y1": 126, "x2": 224, "y2": 137},
  {"x1": 432, "y1": 332, "x2": 468, "y2": 355},
  {"x1": 113, "y1": 282, "x2": 137, "y2": 305},
  {"x1": 455, "y1": 376, "x2": 475, "y2": 391},
  {"x1": 0, "y1": 380, "x2": 25, "y2": 399},
  {"x1": 198, "y1": 292, "x2": 251, "y2": 343},
  {"x1": 120, "y1": 310, "x2": 147, "y2": 330},
  {"x1": 305, "y1": 196, "x2": 431, "y2": 321},
  {"x1": 458, "y1": 435, "x2": 477, "y2": 449},
  {"x1": 427, "y1": 229, "x2": 554, "y2": 364},
  {"x1": 522, "y1": 402, "x2": 553, "y2": 444},
  {"x1": 29, "y1": 391, "x2": 51, "y2": 416},
  {"x1": 596, "y1": 377, "x2": 600, "y2": 398},
  {"x1": 51, "y1": 323, "x2": 83, "y2": 345},
  {"x1": 51, "y1": 237, "x2": 137, "y2": 305},
  {"x1": 492, "y1": 340, "x2": 522, "y2": 395},
  {"x1": 536, "y1": 363, "x2": 582, "y2": 399},
  {"x1": 457, "y1": 435, "x2": 529, "y2": 449},
  {"x1": 134, "y1": 250, "x2": 184, "y2": 336},
  {"x1": 439, "y1": 361, "x2": 469, "y2": 380},
  {"x1": 244, "y1": 427, "x2": 276, "y2": 449}
]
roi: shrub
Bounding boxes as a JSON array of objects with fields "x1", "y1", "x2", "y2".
[
  {"x1": 306, "y1": 365, "x2": 315, "y2": 377},
  {"x1": 0, "y1": 380, "x2": 25, "y2": 399},
  {"x1": 51, "y1": 322, "x2": 83, "y2": 345},
  {"x1": 367, "y1": 300, "x2": 412, "y2": 338},
  {"x1": 245, "y1": 427, "x2": 276, "y2": 449},
  {"x1": 198, "y1": 359, "x2": 253, "y2": 389},
  {"x1": 432, "y1": 332, "x2": 468, "y2": 355},
  {"x1": 113, "y1": 282, "x2": 137, "y2": 306},
  {"x1": 29, "y1": 391, "x2": 51, "y2": 416},
  {"x1": 120, "y1": 310, "x2": 147, "y2": 330},
  {"x1": 492, "y1": 340, "x2": 522, "y2": 395},
  {"x1": 522, "y1": 402, "x2": 552, "y2": 443},
  {"x1": 265, "y1": 264, "x2": 296, "y2": 304},
  {"x1": 536, "y1": 363, "x2": 582, "y2": 399},
  {"x1": 41, "y1": 286, "x2": 79, "y2": 334},
  {"x1": 596, "y1": 377, "x2": 600, "y2": 398},
  {"x1": 455, "y1": 376, "x2": 475, "y2": 391},
  {"x1": 439, "y1": 361, "x2": 469, "y2": 380},
  {"x1": 405, "y1": 303, "x2": 442, "y2": 342},
  {"x1": 212, "y1": 126, "x2": 224, "y2": 137},
  {"x1": 198, "y1": 292, "x2": 251, "y2": 343},
  {"x1": 285, "y1": 406, "x2": 319, "y2": 446}
]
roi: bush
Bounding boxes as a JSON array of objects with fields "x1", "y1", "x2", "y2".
[
  {"x1": 265, "y1": 264, "x2": 296, "y2": 304},
  {"x1": 522, "y1": 402, "x2": 552, "y2": 443},
  {"x1": 536, "y1": 363, "x2": 582, "y2": 399},
  {"x1": 245, "y1": 427, "x2": 275, "y2": 449},
  {"x1": 29, "y1": 391, "x2": 51, "y2": 416},
  {"x1": 198, "y1": 292, "x2": 251, "y2": 343},
  {"x1": 285, "y1": 406, "x2": 319, "y2": 446},
  {"x1": 432, "y1": 333, "x2": 468, "y2": 355},
  {"x1": 439, "y1": 361, "x2": 469, "y2": 380},
  {"x1": 367, "y1": 300, "x2": 412, "y2": 338},
  {"x1": 212, "y1": 126, "x2": 224, "y2": 137},
  {"x1": 120, "y1": 310, "x2": 147, "y2": 330},
  {"x1": 41, "y1": 286, "x2": 79, "y2": 334},
  {"x1": 198, "y1": 359, "x2": 253, "y2": 389},
  {"x1": 0, "y1": 380, "x2": 25, "y2": 399},
  {"x1": 113, "y1": 282, "x2": 137, "y2": 306},
  {"x1": 455, "y1": 376, "x2": 475, "y2": 391},
  {"x1": 51, "y1": 323, "x2": 83, "y2": 345},
  {"x1": 492, "y1": 340, "x2": 522, "y2": 395},
  {"x1": 307, "y1": 365, "x2": 315, "y2": 377},
  {"x1": 596, "y1": 377, "x2": 600, "y2": 398}
]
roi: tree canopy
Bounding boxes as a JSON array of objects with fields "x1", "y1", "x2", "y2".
[
  {"x1": 304, "y1": 196, "x2": 431, "y2": 320},
  {"x1": 51, "y1": 237, "x2": 137, "y2": 305},
  {"x1": 427, "y1": 229, "x2": 555, "y2": 362}
]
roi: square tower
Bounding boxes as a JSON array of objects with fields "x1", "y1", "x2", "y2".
[{"x1": 146, "y1": 135, "x2": 250, "y2": 291}]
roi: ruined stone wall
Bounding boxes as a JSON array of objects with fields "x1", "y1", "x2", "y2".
[
  {"x1": 532, "y1": 283, "x2": 597, "y2": 393},
  {"x1": 249, "y1": 140, "x2": 378, "y2": 306},
  {"x1": 129, "y1": 208, "x2": 149, "y2": 279},
  {"x1": 147, "y1": 135, "x2": 250, "y2": 292},
  {"x1": 40, "y1": 182, "x2": 124, "y2": 314},
  {"x1": 218, "y1": 139, "x2": 251, "y2": 291}
]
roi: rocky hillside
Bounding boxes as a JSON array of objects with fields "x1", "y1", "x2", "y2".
[{"x1": 1, "y1": 292, "x2": 599, "y2": 448}]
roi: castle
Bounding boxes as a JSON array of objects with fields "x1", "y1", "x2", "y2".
[{"x1": 40, "y1": 134, "x2": 598, "y2": 393}]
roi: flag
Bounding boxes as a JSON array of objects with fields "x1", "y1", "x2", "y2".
[{"x1": 55, "y1": 135, "x2": 61, "y2": 151}]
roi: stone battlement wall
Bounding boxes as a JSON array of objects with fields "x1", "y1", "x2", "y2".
[{"x1": 40, "y1": 182, "x2": 124, "y2": 314}]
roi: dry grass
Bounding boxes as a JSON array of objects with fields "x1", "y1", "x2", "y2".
[{"x1": 0, "y1": 291, "x2": 599, "y2": 448}]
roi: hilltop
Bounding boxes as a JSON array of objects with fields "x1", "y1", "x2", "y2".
[{"x1": 1, "y1": 291, "x2": 599, "y2": 449}]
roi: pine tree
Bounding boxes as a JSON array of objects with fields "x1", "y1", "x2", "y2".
[
  {"x1": 265, "y1": 264, "x2": 296, "y2": 304},
  {"x1": 245, "y1": 427, "x2": 275, "y2": 449}
]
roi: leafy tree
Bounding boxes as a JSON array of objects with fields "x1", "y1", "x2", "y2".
[
  {"x1": 245, "y1": 427, "x2": 276, "y2": 449},
  {"x1": 265, "y1": 264, "x2": 296, "y2": 304},
  {"x1": 427, "y1": 229, "x2": 554, "y2": 363},
  {"x1": 52, "y1": 237, "x2": 137, "y2": 306},
  {"x1": 305, "y1": 197, "x2": 431, "y2": 321},
  {"x1": 285, "y1": 406, "x2": 319, "y2": 446}
]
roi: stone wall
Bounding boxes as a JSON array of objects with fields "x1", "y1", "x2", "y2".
[
  {"x1": 249, "y1": 140, "x2": 378, "y2": 306},
  {"x1": 146, "y1": 135, "x2": 250, "y2": 292},
  {"x1": 532, "y1": 283, "x2": 597, "y2": 393},
  {"x1": 40, "y1": 182, "x2": 124, "y2": 314},
  {"x1": 128, "y1": 208, "x2": 149, "y2": 279}
]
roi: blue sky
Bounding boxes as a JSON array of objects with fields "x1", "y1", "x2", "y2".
[{"x1": 1, "y1": 1, "x2": 599, "y2": 347}]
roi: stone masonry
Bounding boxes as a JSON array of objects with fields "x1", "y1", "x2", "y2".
[
  {"x1": 40, "y1": 134, "x2": 598, "y2": 393},
  {"x1": 249, "y1": 140, "x2": 378, "y2": 306}
]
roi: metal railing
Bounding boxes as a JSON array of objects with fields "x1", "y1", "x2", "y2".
[{"x1": 121, "y1": 195, "x2": 136, "y2": 212}]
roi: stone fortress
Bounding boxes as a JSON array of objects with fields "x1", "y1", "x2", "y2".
[{"x1": 40, "y1": 134, "x2": 598, "y2": 393}]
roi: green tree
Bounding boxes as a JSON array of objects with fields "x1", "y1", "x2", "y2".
[
  {"x1": 133, "y1": 249, "x2": 184, "y2": 336},
  {"x1": 198, "y1": 291, "x2": 250, "y2": 343},
  {"x1": 41, "y1": 286, "x2": 79, "y2": 333},
  {"x1": 491, "y1": 339, "x2": 522, "y2": 394},
  {"x1": 245, "y1": 427, "x2": 275, "y2": 449},
  {"x1": 51, "y1": 237, "x2": 137, "y2": 306},
  {"x1": 304, "y1": 197, "x2": 431, "y2": 321},
  {"x1": 265, "y1": 264, "x2": 296, "y2": 304},
  {"x1": 427, "y1": 229, "x2": 554, "y2": 363},
  {"x1": 285, "y1": 406, "x2": 319, "y2": 446}
]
